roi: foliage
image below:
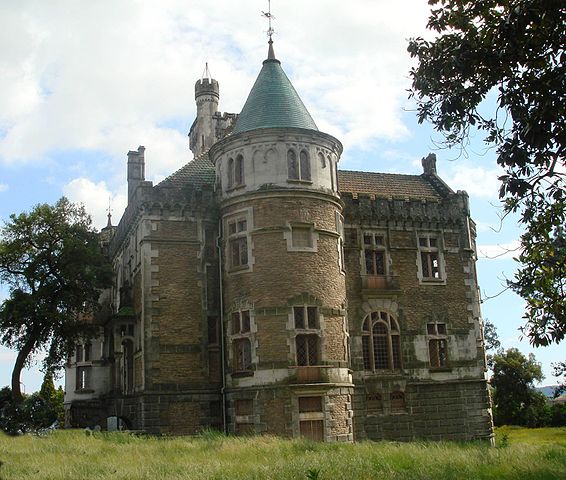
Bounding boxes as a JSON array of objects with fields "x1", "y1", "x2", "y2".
[
  {"x1": 1, "y1": 428, "x2": 566, "y2": 479},
  {"x1": 0, "y1": 197, "x2": 112, "y2": 403},
  {"x1": 552, "y1": 360, "x2": 566, "y2": 397},
  {"x1": 0, "y1": 379, "x2": 63, "y2": 435},
  {"x1": 491, "y1": 348, "x2": 545, "y2": 426},
  {"x1": 483, "y1": 319, "x2": 500, "y2": 369},
  {"x1": 408, "y1": 0, "x2": 566, "y2": 347},
  {"x1": 38, "y1": 373, "x2": 64, "y2": 425}
]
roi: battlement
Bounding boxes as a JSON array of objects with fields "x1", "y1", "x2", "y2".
[{"x1": 195, "y1": 78, "x2": 219, "y2": 100}]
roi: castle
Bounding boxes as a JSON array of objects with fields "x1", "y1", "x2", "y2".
[{"x1": 64, "y1": 38, "x2": 493, "y2": 442}]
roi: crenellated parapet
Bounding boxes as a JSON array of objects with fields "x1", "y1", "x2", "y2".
[{"x1": 341, "y1": 190, "x2": 470, "y2": 227}]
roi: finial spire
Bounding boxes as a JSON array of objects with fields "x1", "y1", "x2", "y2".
[
  {"x1": 201, "y1": 62, "x2": 212, "y2": 81},
  {"x1": 262, "y1": 0, "x2": 276, "y2": 60},
  {"x1": 106, "y1": 197, "x2": 113, "y2": 228}
]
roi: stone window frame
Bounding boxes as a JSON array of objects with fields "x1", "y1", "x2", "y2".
[
  {"x1": 362, "y1": 231, "x2": 389, "y2": 276},
  {"x1": 225, "y1": 209, "x2": 253, "y2": 273},
  {"x1": 427, "y1": 322, "x2": 449, "y2": 368},
  {"x1": 361, "y1": 311, "x2": 402, "y2": 372},
  {"x1": 416, "y1": 233, "x2": 446, "y2": 284},
  {"x1": 366, "y1": 393, "x2": 384, "y2": 416},
  {"x1": 292, "y1": 305, "x2": 321, "y2": 366},
  {"x1": 287, "y1": 148, "x2": 312, "y2": 182},
  {"x1": 284, "y1": 222, "x2": 319, "y2": 253},
  {"x1": 230, "y1": 309, "x2": 254, "y2": 375}
]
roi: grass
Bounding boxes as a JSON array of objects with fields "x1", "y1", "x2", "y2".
[{"x1": 0, "y1": 427, "x2": 564, "y2": 479}]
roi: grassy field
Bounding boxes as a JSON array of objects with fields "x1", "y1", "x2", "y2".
[{"x1": 0, "y1": 427, "x2": 565, "y2": 480}]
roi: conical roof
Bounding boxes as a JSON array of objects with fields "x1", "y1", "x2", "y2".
[{"x1": 232, "y1": 43, "x2": 318, "y2": 134}]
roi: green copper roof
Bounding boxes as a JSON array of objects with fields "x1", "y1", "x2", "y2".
[{"x1": 232, "y1": 55, "x2": 318, "y2": 134}]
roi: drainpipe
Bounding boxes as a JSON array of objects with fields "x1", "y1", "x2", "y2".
[{"x1": 217, "y1": 219, "x2": 227, "y2": 434}]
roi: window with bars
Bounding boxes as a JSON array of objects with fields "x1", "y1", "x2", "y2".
[
  {"x1": 418, "y1": 235, "x2": 443, "y2": 280},
  {"x1": 361, "y1": 311, "x2": 402, "y2": 371},
  {"x1": 227, "y1": 216, "x2": 249, "y2": 270},
  {"x1": 427, "y1": 323, "x2": 448, "y2": 367}
]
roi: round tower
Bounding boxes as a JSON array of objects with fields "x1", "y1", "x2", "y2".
[
  {"x1": 210, "y1": 41, "x2": 353, "y2": 442},
  {"x1": 189, "y1": 65, "x2": 220, "y2": 155}
]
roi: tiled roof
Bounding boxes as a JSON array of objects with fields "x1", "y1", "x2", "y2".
[
  {"x1": 157, "y1": 153, "x2": 215, "y2": 189},
  {"x1": 232, "y1": 58, "x2": 318, "y2": 134},
  {"x1": 338, "y1": 170, "x2": 442, "y2": 200}
]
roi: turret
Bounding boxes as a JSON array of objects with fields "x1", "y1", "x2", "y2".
[
  {"x1": 189, "y1": 64, "x2": 220, "y2": 156},
  {"x1": 127, "y1": 146, "x2": 145, "y2": 202}
]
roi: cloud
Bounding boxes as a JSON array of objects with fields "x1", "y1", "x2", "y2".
[
  {"x1": 0, "y1": 0, "x2": 431, "y2": 171},
  {"x1": 63, "y1": 178, "x2": 127, "y2": 230},
  {"x1": 442, "y1": 163, "x2": 502, "y2": 199},
  {"x1": 0, "y1": 183, "x2": 8, "y2": 192},
  {"x1": 477, "y1": 241, "x2": 521, "y2": 260}
]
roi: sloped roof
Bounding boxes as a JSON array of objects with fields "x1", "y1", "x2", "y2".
[
  {"x1": 232, "y1": 57, "x2": 318, "y2": 134},
  {"x1": 338, "y1": 170, "x2": 442, "y2": 200},
  {"x1": 157, "y1": 153, "x2": 215, "y2": 189}
]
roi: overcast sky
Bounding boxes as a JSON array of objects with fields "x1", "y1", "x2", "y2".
[{"x1": 0, "y1": 0, "x2": 562, "y2": 392}]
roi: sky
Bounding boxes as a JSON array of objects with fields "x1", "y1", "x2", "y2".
[{"x1": 0, "y1": 0, "x2": 563, "y2": 393}]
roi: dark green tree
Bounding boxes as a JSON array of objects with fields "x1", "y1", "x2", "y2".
[
  {"x1": 0, "y1": 198, "x2": 112, "y2": 404},
  {"x1": 552, "y1": 360, "x2": 566, "y2": 397},
  {"x1": 491, "y1": 348, "x2": 545, "y2": 426},
  {"x1": 408, "y1": 0, "x2": 565, "y2": 347}
]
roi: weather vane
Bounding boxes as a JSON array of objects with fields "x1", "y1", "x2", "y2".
[
  {"x1": 262, "y1": 0, "x2": 275, "y2": 40},
  {"x1": 106, "y1": 196, "x2": 113, "y2": 227}
]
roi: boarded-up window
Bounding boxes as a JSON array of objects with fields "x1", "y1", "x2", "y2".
[
  {"x1": 235, "y1": 423, "x2": 255, "y2": 435},
  {"x1": 366, "y1": 394, "x2": 383, "y2": 415},
  {"x1": 299, "y1": 420, "x2": 324, "y2": 441},
  {"x1": 391, "y1": 391, "x2": 406, "y2": 412},
  {"x1": 299, "y1": 396, "x2": 322, "y2": 413},
  {"x1": 235, "y1": 399, "x2": 253, "y2": 416}
]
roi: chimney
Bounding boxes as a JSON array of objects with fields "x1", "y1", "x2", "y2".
[
  {"x1": 127, "y1": 146, "x2": 145, "y2": 201},
  {"x1": 422, "y1": 153, "x2": 437, "y2": 175}
]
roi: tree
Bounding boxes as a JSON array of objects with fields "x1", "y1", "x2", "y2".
[
  {"x1": 408, "y1": 0, "x2": 565, "y2": 346},
  {"x1": 483, "y1": 319, "x2": 500, "y2": 369},
  {"x1": 0, "y1": 198, "x2": 112, "y2": 404},
  {"x1": 490, "y1": 348, "x2": 545, "y2": 426},
  {"x1": 553, "y1": 360, "x2": 566, "y2": 398}
]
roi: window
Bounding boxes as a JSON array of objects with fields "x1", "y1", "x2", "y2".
[
  {"x1": 76, "y1": 366, "x2": 91, "y2": 391},
  {"x1": 391, "y1": 391, "x2": 406, "y2": 412},
  {"x1": 287, "y1": 149, "x2": 311, "y2": 181},
  {"x1": 208, "y1": 316, "x2": 219, "y2": 346},
  {"x1": 233, "y1": 338, "x2": 252, "y2": 372},
  {"x1": 232, "y1": 310, "x2": 252, "y2": 373},
  {"x1": 227, "y1": 216, "x2": 249, "y2": 270},
  {"x1": 227, "y1": 157, "x2": 234, "y2": 188},
  {"x1": 234, "y1": 154, "x2": 244, "y2": 186},
  {"x1": 418, "y1": 235, "x2": 443, "y2": 280},
  {"x1": 292, "y1": 226, "x2": 313, "y2": 248},
  {"x1": 294, "y1": 306, "x2": 319, "y2": 366},
  {"x1": 298, "y1": 396, "x2": 324, "y2": 441},
  {"x1": 363, "y1": 232, "x2": 387, "y2": 275},
  {"x1": 84, "y1": 343, "x2": 91, "y2": 362},
  {"x1": 361, "y1": 311, "x2": 401, "y2": 371},
  {"x1": 336, "y1": 212, "x2": 345, "y2": 272},
  {"x1": 76, "y1": 345, "x2": 83, "y2": 363},
  {"x1": 427, "y1": 323, "x2": 448, "y2": 367},
  {"x1": 366, "y1": 393, "x2": 383, "y2": 415},
  {"x1": 227, "y1": 155, "x2": 245, "y2": 189}
]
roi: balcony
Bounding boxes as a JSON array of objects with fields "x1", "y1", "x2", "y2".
[{"x1": 361, "y1": 274, "x2": 400, "y2": 297}]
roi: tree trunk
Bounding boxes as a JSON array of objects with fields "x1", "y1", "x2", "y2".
[{"x1": 11, "y1": 335, "x2": 37, "y2": 404}]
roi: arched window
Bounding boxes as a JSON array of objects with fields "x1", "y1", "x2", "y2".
[
  {"x1": 361, "y1": 311, "x2": 401, "y2": 371},
  {"x1": 235, "y1": 154, "x2": 244, "y2": 185},
  {"x1": 227, "y1": 157, "x2": 234, "y2": 188},
  {"x1": 299, "y1": 150, "x2": 311, "y2": 180},
  {"x1": 318, "y1": 152, "x2": 326, "y2": 168},
  {"x1": 287, "y1": 149, "x2": 299, "y2": 179}
]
